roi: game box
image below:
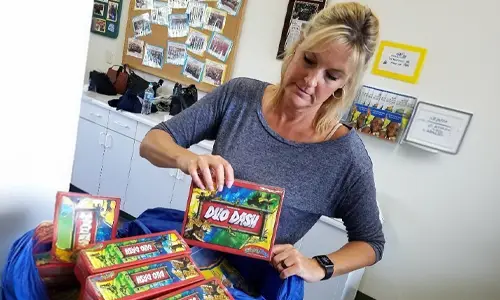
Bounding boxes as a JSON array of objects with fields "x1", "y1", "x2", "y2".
[
  {"x1": 181, "y1": 180, "x2": 285, "y2": 261},
  {"x1": 52, "y1": 192, "x2": 121, "y2": 263},
  {"x1": 82, "y1": 254, "x2": 204, "y2": 300},
  {"x1": 153, "y1": 278, "x2": 234, "y2": 300},
  {"x1": 75, "y1": 231, "x2": 191, "y2": 286}
]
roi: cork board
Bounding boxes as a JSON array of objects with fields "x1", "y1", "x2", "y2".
[{"x1": 122, "y1": 0, "x2": 247, "y2": 93}]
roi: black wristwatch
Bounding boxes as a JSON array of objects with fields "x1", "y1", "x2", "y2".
[{"x1": 313, "y1": 255, "x2": 334, "y2": 280}]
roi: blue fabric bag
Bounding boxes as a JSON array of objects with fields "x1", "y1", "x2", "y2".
[
  {"x1": 118, "y1": 207, "x2": 304, "y2": 300},
  {"x1": 1, "y1": 229, "x2": 49, "y2": 300}
]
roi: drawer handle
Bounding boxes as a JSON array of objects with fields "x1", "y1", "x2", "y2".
[
  {"x1": 90, "y1": 112, "x2": 102, "y2": 118},
  {"x1": 105, "y1": 133, "x2": 113, "y2": 148},
  {"x1": 114, "y1": 121, "x2": 130, "y2": 129}
]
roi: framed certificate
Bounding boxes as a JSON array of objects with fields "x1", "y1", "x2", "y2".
[
  {"x1": 403, "y1": 102, "x2": 473, "y2": 154},
  {"x1": 371, "y1": 40, "x2": 427, "y2": 84}
]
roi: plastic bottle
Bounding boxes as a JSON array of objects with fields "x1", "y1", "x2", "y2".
[{"x1": 141, "y1": 83, "x2": 154, "y2": 115}]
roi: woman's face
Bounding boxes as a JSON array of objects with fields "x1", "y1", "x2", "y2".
[{"x1": 282, "y1": 42, "x2": 352, "y2": 111}]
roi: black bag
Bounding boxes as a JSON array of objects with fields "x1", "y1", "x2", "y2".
[
  {"x1": 169, "y1": 83, "x2": 198, "y2": 116},
  {"x1": 127, "y1": 70, "x2": 164, "y2": 97},
  {"x1": 88, "y1": 70, "x2": 117, "y2": 95}
]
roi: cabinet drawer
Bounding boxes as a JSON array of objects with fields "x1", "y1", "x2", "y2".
[
  {"x1": 135, "y1": 122, "x2": 152, "y2": 142},
  {"x1": 80, "y1": 101, "x2": 109, "y2": 127},
  {"x1": 108, "y1": 111, "x2": 138, "y2": 139}
]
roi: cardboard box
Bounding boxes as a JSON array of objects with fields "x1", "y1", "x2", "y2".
[
  {"x1": 181, "y1": 179, "x2": 284, "y2": 261},
  {"x1": 83, "y1": 254, "x2": 204, "y2": 300},
  {"x1": 75, "y1": 231, "x2": 191, "y2": 287},
  {"x1": 52, "y1": 192, "x2": 121, "y2": 263}
]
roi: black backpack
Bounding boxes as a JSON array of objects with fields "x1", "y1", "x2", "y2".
[{"x1": 169, "y1": 83, "x2": 198, "y2": 116}]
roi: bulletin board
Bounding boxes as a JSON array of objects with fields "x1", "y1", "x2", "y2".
[{"x1": 122, "y1": 0, "x2": 247, "y2": 93}]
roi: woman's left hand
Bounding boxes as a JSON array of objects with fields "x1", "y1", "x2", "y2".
[{"x1": 271, "y1": 244, "x2": 326, "y2": 283}]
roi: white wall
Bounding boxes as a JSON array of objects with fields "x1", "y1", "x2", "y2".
[
  {"x1": 0, "y1": 0, "x2": 92, "y2": 282},
  {"x1": 83, "y1": 0, "x2": 500, "y2": 299}
]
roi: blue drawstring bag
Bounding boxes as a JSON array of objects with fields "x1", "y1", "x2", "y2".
[
  {"x1": 1, "y1": 229, "x2": 49, "y2": 300},
  {"x1": 118, "y1": 207, "x2": 304, "y2": 300}
]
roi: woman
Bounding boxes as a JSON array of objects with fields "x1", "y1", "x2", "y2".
[{"x1": 140, "y1": 2, "x2": 384, "y2": 283}]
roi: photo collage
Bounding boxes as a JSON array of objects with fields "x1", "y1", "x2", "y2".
[
  {"x1": 126, "y1": 0, "x2": 241, "y2": 87},
  {"x1": 92, "y1": 0, "x2": 122, "y2": 38},
  {"x1": 344, "y1": 86, "x2": 418, "y2": 142}
]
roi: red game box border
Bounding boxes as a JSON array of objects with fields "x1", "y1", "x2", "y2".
[
  {"x1": 75, "y1": 230, "x2": 191, "y2": 285},
  {"x1": 84, "y1": 254, "x2": 205, "y2": 300},
  {"x1": 180, "y1": 179, "x2": 285, "y2": 261},
  {"x1": 51, "y1": 191, "x2": 121, "y2": 262},
  {"x1": 152, "y1": 278, "x2": 235, "y2": 300}
]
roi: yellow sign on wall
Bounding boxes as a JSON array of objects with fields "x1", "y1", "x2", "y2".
[{"x1": 371, "y1": 41, "x2": 427, "y2": 84}]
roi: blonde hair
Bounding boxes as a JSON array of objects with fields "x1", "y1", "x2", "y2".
[{"x1": 272, "y1": 2, "x2": 380, "y2": 134}]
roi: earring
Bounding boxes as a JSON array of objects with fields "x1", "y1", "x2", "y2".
[{"x1": 333, "y1": 88, "x2": 345, "y2": 100}]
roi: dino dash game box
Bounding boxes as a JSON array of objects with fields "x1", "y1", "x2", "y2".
[
  {"x1": 52, "y1": 192, "x2": 120, "y2": 263},
  {"x1": 75, "y1": 231, "x2": 191, "y2": 286},
  {"x1": 153, "y1": 278, "x2": 234, "y2": 300},
  {"x1": 82, "y1": 255, "x2": 204, "y2": 300},
  {"x1": 181, "y1": 179, "x2": 285, "y2": 261}
]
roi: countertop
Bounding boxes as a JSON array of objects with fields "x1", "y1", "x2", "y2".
[{"x1": 81, "y1": 88, "x2": 215, "y2": 151}]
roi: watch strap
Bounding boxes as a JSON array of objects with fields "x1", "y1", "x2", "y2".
[{"x1": 313, "y1": 255, "x2": 334, "y2": 280}]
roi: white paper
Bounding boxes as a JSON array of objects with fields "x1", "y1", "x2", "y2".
[
  {"x1": 187, "y1": 1, "x2": 207, "y2": 28},
  {"x1": 126, "y1": 38, "x2": 144, "y2": 58},
  {"x1": 166, "y1": 42, "x2": 187, "y2": 65},
  {"x1": 143, "y1": 44, "x2": 164, "y2": 69},
  {"x1": 377, "y1": 46, "x2": 421, "y2": 76},
  {"x1": 186, "y1": 29, "x2": 209, "y2": 56},
  {"x1": 168, "y1": 14, "x2": 189, "y2": 37},
  {"x1": 182, "y1": 56, "x2": 205, "y2": 82},
  {"x1": 207, "y1": 33, "x2": 233, "y2": 62},
  {"x1": 405, "y1": 103, "x2": 472, "y2": 153}
]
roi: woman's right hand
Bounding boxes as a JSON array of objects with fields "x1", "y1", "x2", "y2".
[{"x1": 177, "y1": 153, "x2": 234, "y2": 192}]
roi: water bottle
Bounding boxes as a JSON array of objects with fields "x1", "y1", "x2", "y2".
[{"x1": 141, "y1": 83, "x2": 154, "y2": 115}]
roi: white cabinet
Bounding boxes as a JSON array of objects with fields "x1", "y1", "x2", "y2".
[
  {"x1": 170, "y1": 144, "x2": 211, "y2": 211},
  {"x1": 98, "y1": 131, "x2": 135, "y2": 202},
  {"x1": 71, "y1": 117, "x2": 107, "y2": 195},
  {"x1": 124, "y1": 141, "x2": 178, "y2": 217}
]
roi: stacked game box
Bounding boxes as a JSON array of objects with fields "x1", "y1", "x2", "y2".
[
  {"x1": 81, "y1": 254, "x2": 204, "y2": 300},
  {"x1": 52, "y1": 192, "x2": 121, "y2": 263},
  {"x1": 181, "y1": 179, "x2": 285, "y2": 261},
  {"x1": 153, "y1": 278, "x2": 234, "y2": 300},
  {"x1": 75, "y1": 231, "x2": 191, "y2": 289}
]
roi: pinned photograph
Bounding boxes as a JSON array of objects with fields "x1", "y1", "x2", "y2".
[
  {"x1": 185, "y1": 29, "x2": 209, "y2": 56},
  {"x1": 168, "y1": 14, "x2": 189, "y2": 38},
  {"x1": 135, "y1": 0, "x2": 153, "y2": 10},
  {"x1": 203, "y1": 59, "x2": 227, "y2": 86},
  {"x1": 186, "y1": 1, "x2": 207, "y2": 28},
  {"x1": 132, "y1": 13, "x2": 152, "y2": 37},
  {"x1": 92, "y1": 18, "x2": 106, "y2": 33},
  {"x1": 292, "y1": 1, "x2": 320, "y2": 21},
  {"x1": 182, "y1": 56, "x2": 205, "y2": 82},
  {"x1": 203, "y1": 7, "x2": 227, "y2": 33},
  {"x1": 168, "y1": 0, "x2": 188, "y2": 9},
  {"x1": 166, "y1": 41, "x2": 187, "y2": 66},
  {"x1": 106, "y1": 1, "x2": 119, "y2": 22},
  {"x1": 217, "y1": 0, "x2": 242, "y2": 16},
  {"x1": 107, "y1": 22, "x2": 116, "y2": 33},
  {"x1": 127, "y1": 38, "x2": 144, "y2": 58},
  {"x1": 151, "y1": 2, "x2": 171, "y2": 26},
  {"x1": 207, "y1": 33, "x2": 233, "y2": 62},
  {"x1": 93, "y1": 2, "x2": 105, "y2": 16},
  {"x1": 143, "y1": 44, "x2": 164, "y2": 69}
]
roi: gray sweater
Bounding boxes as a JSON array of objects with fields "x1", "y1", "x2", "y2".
[{"x1": 153, "y1": 77, "x2": 385, "y2": 262}]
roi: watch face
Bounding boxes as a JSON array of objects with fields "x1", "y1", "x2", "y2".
[{"x1": 317, "y1": 255, "x2": 333, "y2": 266}]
